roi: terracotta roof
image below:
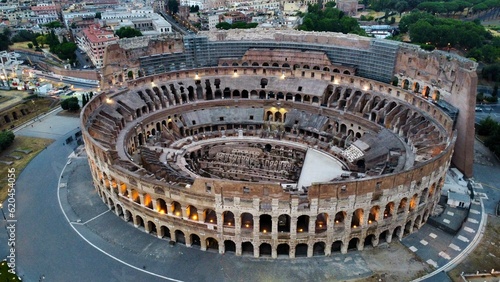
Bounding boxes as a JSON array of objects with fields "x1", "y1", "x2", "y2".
[{"x1": 82, "y1": 24, "x2": 118, "y2": 44}]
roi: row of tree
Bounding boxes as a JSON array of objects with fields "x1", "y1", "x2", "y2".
[
  {"x1": 298, "y1": 3, "x2": 366, "y2": 35},
  {"x1": 477, "y1": 116, "x2": 500, "y2": 155},
  {"x1": 0, "y1": 131, "x2": 15, "y2": 152},
  {"x1": 60, "y1": 97, "x2": 80, "y2": 112},
  {"x1": 216, "y1": 22, "x2": 258, "y2": 30},
  {"x1": 366, "y1": 0, "x2": 499, "y2": 13}
]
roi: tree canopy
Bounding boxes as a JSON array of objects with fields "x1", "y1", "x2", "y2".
[
  {"x1": 298, "y1": 4, "x2": 366, "y2": 35},
  {"x1": 216, "y1": 21, "x2": 258, "y2": 30},
  {"x1": 0, "y1": 131, "x2": 15, "y2": 151},
  {"x1": 168, "y1": 0, "x2": 179, "y2": 13},
  {"x1": 115, "y1": 27, "x2": 142, "y2": 38}
]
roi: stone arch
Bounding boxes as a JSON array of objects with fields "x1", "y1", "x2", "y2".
[
  {"x1": 278, "y1": 214, "x2": 291, "y2": 232},
  {"x1": 295, "y1": 243, "x2": 308, "y2": 257},
  {"x1": 160, "y1": 225, "x2": 170, "y2": 239},
  {"x1": 223, "y1": 211, "x2": 235, "y2": 226},
  {"x1": 143, "y1": 194, "x2": 153, "y2": 209},
  {"x1": 347, "y1": 238, "x2": 359, "y2": 251},
  {"x1": 313, "y1": 242, "x2": 326, "y2": 256},
  {"x1": 260, "y1": 243, "x2": 272, "y2": 257},
  {"x1": 186, "y1": 205, "x2": 198, "y2": 221},
  {"x1": 147, "y1": 220, "x2": 157, "y2": 235},
  {"x1": 294, "y1": 94, "x2": 302, "y2": 102},
  {"x1": 364, "y1": 234, "x2": 376, "y2": 247},
  {"x1": 204, "y1": 209, "x2": 217, "y2": 224},
  {"x1": 171, "y1": 201, "x2": 182, "y2": 216},
  {"x1": 334, "y1": 211, "x2": 346, "y2": 225},
  {"x1": 297, "y1": 215, "x2": 309, "y2": 233},
  {"x1": 260, "y1": 214, "x2": 272, "y2": 233},
  {"x1": 130, "y1": 189, "x2": 141, "y2": 204},
  {"x1": 190, "y1": 233, "x2": 201, "y2": 247},
  {"x1": 351, "y1": 208, "x2": 363, "y2": 228},
  {"x1": 241, "y1": 212, "x2": 253, "y2": 229},
  {"x1": 409, "y1": 194, "x2": 418, "y2": 212},
  {"x1": 206, "y1": 237, "x2": 219, "y2": 251},
  {"x1": 384, "y1": 202, "x2": 394, "y2": 218},
  {"x1": 156, "y1": 198, "x2": 167, "y2": 214},
  {"x1": 277, "y1": 243, "x2": 290, "y2": 257},
  {"x1": 331, "y1": 240, "x2": 342, "y2": 253},
  {"x1": 368, "y1": 206, "x2": 380, "y2": 223},
  {"x1": 414, "y1": 215, "x2": 422, "y2": 230},
  {"x1": 378, "y1": 229, "x2": 390, "y2": 244},
  {"x1": 135, "y1": 215, "x2": 144, "y2": 228},
  {"x1": 315, "y1": 213, "x2": 328, "y2": 233},
  {"x1": 402, "y1": 79, "x2": 409, "y2": 90},
  {"x1": 392, "y1": 226, "x2": 402, "y2": 241},
  {"x1": 404, "y1": 220, "x2": 413, "y2": 236},
  {"x1": 242, "y1": 242, "x2": 254, "y2": 256},
  {"x1": 224, "y1": 240, "x2": 236, "y2": 253},
  {"x1": 175, "y1": 230, "x2": 186, "y2": 244},
  {"x1": 398, "y1": 198, "x2": 408, "y2": 213}
]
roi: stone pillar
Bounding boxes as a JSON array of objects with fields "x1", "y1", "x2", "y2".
[
  {"x1": 325, "y1": 242, "x2": 332, "y2": 256},
  {"x1": 307, "y1": 243, "x2": 314, "y2": 257},
  {"x1": 200, "y1": 237, "x2": 206, "y2": 251},
  {"x1": 235, "y1": 213, "x2": 241, "y2": 235},
  {"x1": 341, "y1": 240, "x2": 348, "y2": 254},
  {"x1": 157, "y1": 225, "x2": 164, "y2": 239},
  {"x1": 289, "y1": 245, "x2": 296, "y2": 258},
  {"x1": 169, "y1": 229, "x2": 176, "y2": 241},
  {"x1": 138, "y1": 194, "x2": 145, "y2": 206},
  {"x1": 271, "y1": 216, "x2": 278, "y2": 236},
  {"x1": 236, "y1": 242, "x2": 242, "y2": 256},
  {"x1": 254, "y1": 216, "x2": 260, "y2": 235},
  {"x1": 196, "y1": 211, "x2": 203, "y2": 222},
  {"x1": 185, "y1": 234, "x2": 192, "y2": 247},
  {"x1": 181, "y1": 206, "x2": 187, "y2": 220},
  {"x1": 386, "y1": 229, "x2": 393, "y2": 243},
  {"x1": 308, "y1": 217, "x2": 316, "y2": 235},
  {"x1": 272, "y1": 246, "x2": 277, "y2": 259},
  {"x1": 152, "y1": 199, "x2": 158, "y2": 211},
  {"x1": 290, "y1": 216, "x2": 297, "y2": 234},
  {"x1": 254, "y1": 243, "x2": 260, "y2": 258}
]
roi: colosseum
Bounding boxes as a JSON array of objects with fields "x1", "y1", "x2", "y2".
[{"x1": 81, "y1": 29, "x2": 477, "y2": 258}]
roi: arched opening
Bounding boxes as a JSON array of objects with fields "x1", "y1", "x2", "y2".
[
  {"x1": 398, "y1": 198, "x2": 408, "y2": 213},
  {"x1": 242, "y1": 90, "x2": 249, "y2": 98},
  {"x1": 402, "y1": 79, "x2": 409, "y2": 90},
  {"x1": 204, "y1": 209, "x2": 217, "y2": 224},
  {"x1": 259, "y1": 90, "x2": 266, "y2": 99},
  {"x1": 379, "y1": 230, "x2": 389, "y2": 244},
  {"x1": 331, "y1": 241, "x2": 342, "y2": 253},
  {"x1": 392, "y1": 226, "x2": 401, "y2": 241},
  {"x1": 364, "y1": 234, "x2": 376, "y2": 248},
  {"x1": 368, "y1": 206, "x2": 379, "y2": 224},
  {"x1": 241, "y1": 212, "x2": 253, "y2": 229},
  {"x1": 420, "y1": 188, "x2": 428, "y2": 204},
  {"x1": 404, "y1": 221, "x2": 412, "y2": 236},
  {"x1": 278, "y1": 214, "x2": 291, "y2": 232},
  {"x1": 351, "y1": 209, "x2": 363, "y2": 228},
  {"x1": 277, "y1": 243, "x2": 290, "y2": 257},
  {"x1": 414, "y1": 215, "x2": 421, "y2": 230},
  {"x1": 224, "y1": 240, "x2": 236, "y2": 253},
  {"x1": 413, "y1": 82, "x2": 420, "y2": 93},
  {"x1": 259, "y1": 243, "x2": 272, "y2": 257},
  {"x1": 161, "y1": 226, "x2": 170, "y2": 239},
  {"x1": 297, "y1": 215, "x2": 309, "y2": 233},
  {"x1": 187, "y1": 205, "x2": 199, "y2": 221},
  {"x1": 409, "y1": 194, "x2": 418, "y2": 212},
  {"x1": 131, "y1": 190, "x2": 140, "y2": 204},
  {"x1": 223, "y1": 211, "x2": 235, "y2": 227},
  {"x1": 384, "y1": 202, "x2": 394, "y2": 218},
  {"x1": 190, "y1": 234, "x2": 201, "y2": 248},
  {"x1": 144, "y1": 194, "x2": 153, "y2": 209},
  {"x1": 294, "y1": 94, "x2": 302, "y2": 102},
  {"x1": 171, "y1": 201, "x2": 182, "y2": 217},
  {"x1": 315, "y1": 213, "x2": 328, "y2": 233},
  {"x1": 295, "y1": 243, "x2": 308, "y2": 257},
  {"x1": 242, "y1": 242, "x2": 254, "y2": 256},
  {"x1": 313, "y1": 242, "x2": 325, "y2": 256},
  {"x1": 175, "y1": 230, "x2": 185, "y2": 244},
  {"x1": 347, "y1": 238, "x2": 359, "y2": 251},
  {"x1": 135, "y1": 215, "x2": 145, "y2": 228},
  {"x1": 147, "y1": 221, "x2": 157, "y2": 235},
  {"x1": 334, "y1": 211, "x2": 346, "y2": 226},
  {"x1": 206, "y1": 237, "x2": 219, "y2": 252},
  {"x1": 260, "y1": 214, "x2": 272, "y2": 233},
  {"x1": 124, "y1": 210, "x2": 132, "y2": 222}
]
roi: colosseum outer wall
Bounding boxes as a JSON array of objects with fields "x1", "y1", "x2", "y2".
[{"x1": 394, "y1": 46, "x2": 477, "y2": 177}]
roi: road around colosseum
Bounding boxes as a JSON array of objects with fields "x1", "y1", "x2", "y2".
[{"x1": 0, "y1": 111, "x2": 498, "y2": 282}]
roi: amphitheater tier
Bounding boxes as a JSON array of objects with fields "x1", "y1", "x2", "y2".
[{"x1": 82, "y1": 66, "x2": 455, "y2": 258}]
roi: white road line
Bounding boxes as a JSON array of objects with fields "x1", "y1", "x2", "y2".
[
  {"x1": 446, "y1": 211, "x2": 454, "y2": 216},
  {"x1": 409, "y1": 246, "x2": 418, "y2": 252},
  {"x1": 470, "y1": 209, "x2": 480, "y2": 214},
  {"x1": 71, "y1": 210, "x2": 110, "y2": 225},
  {"x1": 464, "y1": 226, "x2": 476, "y2": 234},
  {"x1": 429, "y1": 233, "x2": 437, "y2": 239},
  {"x1": 449, "y1": 244, "x2": 461, "y2": 252},
  {"x1": 467, "y1": 218, "x2": 479, "y2": 224},
  {"x1": 457, "y1": 235, "x2": 470, "y2": 243},
  {"x1": 57, "y1": 160, "x2": 184, "y2": 282},
  {"x1": 426, "y1": 259, "x2": 438, "y2": 268},
  {"x1": 420, "y1": 240, "x2": 428, "y2": 246},
  {"x1": 443, "y1": 219, "x2": 450, "y2": 224},
  {"x1": 439, "y1": 251, "x2": 451, "y2": 260}
]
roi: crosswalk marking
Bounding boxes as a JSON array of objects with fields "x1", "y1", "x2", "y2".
[
  {"x1": 429, "y1": 233, "x2": 437, "y2": 239},
  {"x1": 443, "y1": 219, "x2": 451, "y2": 224},
  {"x1": 467, "y1": 218, "x2": 479, "y2": 224},
  {"x1": 458, "y1": 235, "x2": 470, "y2": 243},
  {"x1": 420, "y1": 239, "x2": 428, "y2": 246},
  {"x1": 470, "y1": 209, "x2": 480, "y2": 214},
  {"x1": 409, "y1": 246, "x2": 418, "y2": 252},
  {"x1": 464, "y1": 226, "x2": 476, "y2": 233},
  {"x1": 439, "y1": 251, "x2": 451, "y2": 260},
  {"x1": 427, "y1": 259, "x2": 438, "y2": 268},
  {"x1": 449, "y1": 243, "x2": 461, "y2": 252},
  {"x1": 447, "y1": 211, "x2": 454, "y2": 216}
]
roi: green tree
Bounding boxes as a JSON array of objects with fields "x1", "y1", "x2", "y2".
[
  {"x1": 27, "y1": 43, "x2": 33, "y2": 49},
  {"x1": 115, "y1": 27, "x2": 142, "y2": 38},
  {"x1": 0, "y1": 28, "x2": 11, "y2": 51},
  {"x1": 477, "y1": 116, "x2": 499, "y2": 136},
  {"x1": 44, "y1": 21, "x2": 64, "y2": 28},
  {"x1": 0, "y1": 131, "x2": 15, "y2": 151},
  {"x1": 168, "y1": 0, "x2": 179, "y2": 13},
  {"x1": 36, "y1": 35, "x2": 46, "y2": 47},
  {"x1": 216, "y1": 22, "x2": 231, "y2": 30}
]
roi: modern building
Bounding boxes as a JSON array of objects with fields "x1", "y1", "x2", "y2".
[
  {"x1": 81, "y1": 29, "x2": 477, "y2": 258},
  {"x1": 76, "y1": 24, "x2": 119, "y2": 68}
]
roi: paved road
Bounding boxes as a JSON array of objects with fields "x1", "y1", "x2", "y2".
[{"x1": 475, "y1": 104, "x2": 500, "y2": 124}]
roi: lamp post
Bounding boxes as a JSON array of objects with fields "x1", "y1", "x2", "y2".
[{"x1": 0, "y1": 203, "x2": 5, "y2": 220}]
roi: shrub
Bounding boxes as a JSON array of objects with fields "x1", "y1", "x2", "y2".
[{"x1": 0, "y1": 130, "x2": 15, "y2": 151}]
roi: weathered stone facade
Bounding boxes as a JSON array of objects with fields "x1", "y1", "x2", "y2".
[{"x1": 82, "y1": 48, "x2": 455, "y2": 257}]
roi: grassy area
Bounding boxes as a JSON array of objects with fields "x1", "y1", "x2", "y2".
[
  {"x1": 0, "y1": 136, "x2": 53, "y2": 202},
  {"x1": 0, "y1": 98, "x2": 56, "y2": 132},
  {"x1": 448, "y1": 215, "x2": 500, "y2": 281},
  {"x1": 0, "y1": 261, "x2": 21, "y2": 281}
]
